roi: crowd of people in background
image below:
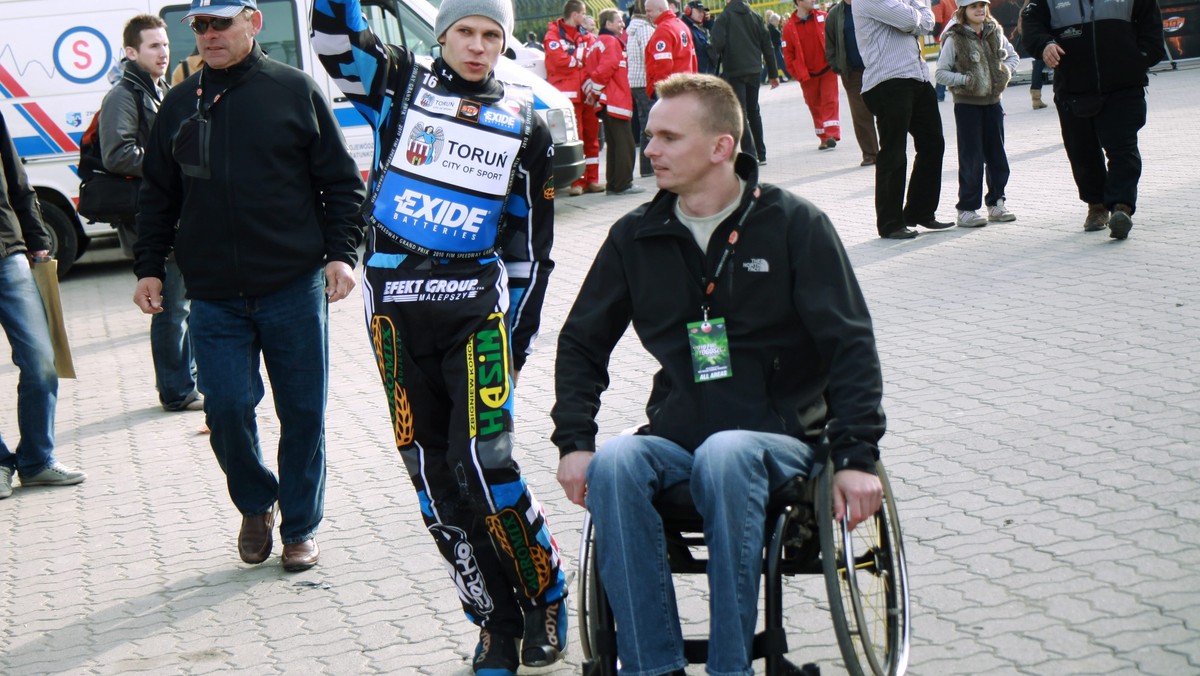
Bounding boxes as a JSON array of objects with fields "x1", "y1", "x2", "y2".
[{"x1": 528, "y1": 0, "x2": 1162, "y2": 240}]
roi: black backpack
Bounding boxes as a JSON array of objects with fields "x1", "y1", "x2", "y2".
[{"x1": 76, "y1": 87, "x2": 142, "y2": 224}]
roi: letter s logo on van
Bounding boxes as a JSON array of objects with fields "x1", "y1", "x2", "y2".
[{"x1": 53, "y1": 27, "x2": 112, "y2": 84}]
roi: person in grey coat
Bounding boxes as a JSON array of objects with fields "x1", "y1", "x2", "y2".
[
  {"x1": 710, "y1": 0, "x2": 779, "y2": 162},
  {"x1": 100, "y1": 14, "x2": 200, "y2": 413}
]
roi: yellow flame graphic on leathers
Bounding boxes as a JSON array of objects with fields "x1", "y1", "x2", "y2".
[{"x1": 371, "y1": 315, "x2": 414, "y2": 447}]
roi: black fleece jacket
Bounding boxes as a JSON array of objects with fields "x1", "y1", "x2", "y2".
[
  {"x1": 134, "y1": 44, "x2": 365, "y2": 299},
  {"x1": 1021, "y1": 0, "x2": 1164, "y2": 95},
  {"x1": 551, "y1": 154, "x2": 885, "y2": 472}
]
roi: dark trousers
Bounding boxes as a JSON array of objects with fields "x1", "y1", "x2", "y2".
[
  {"x1": 724, "y1": 74, "x2": 767, "y2": 160},
  {"x1": 842, "y1": 69, "x2": 879, "y2": 162},
  {"x1": 1055, "y1": 86, "x2": 1147, "y2": 213},
  {"x1": 602, "y1": 111, "x2": 636, "y2": 193},
  {"x1": 862, "y1": 78, "x2": 945, "y2": 236},
  {"x1": 632, "y1": 87, "x2": 654, "y2": 176},
  {"x1": 954, "y1": 102, "x2": 1010, "y2": 211},
  {"x1": 1030, "y1": 58, "x2": 1046, "y2": 91}
]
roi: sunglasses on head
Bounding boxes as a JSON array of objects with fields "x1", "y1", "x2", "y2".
[{"x1": 189, "y1": 16, "x2": 238, "y2": 34}]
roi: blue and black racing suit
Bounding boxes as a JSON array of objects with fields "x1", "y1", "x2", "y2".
[{"x1": 311, "y1": 0, "x2": 565, "y2": 638}]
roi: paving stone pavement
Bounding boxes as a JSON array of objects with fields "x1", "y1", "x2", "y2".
[{"x1": 2, "y1": 63, "x2": 1199, "y2": 675}]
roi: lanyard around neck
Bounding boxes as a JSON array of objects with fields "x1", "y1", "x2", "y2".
[
  {"x1": 194, "y1": 57, "x2": 265, "y2": 118},
  {"x1": 700, "y1": 191, "x2": 757, "y2": 321}
]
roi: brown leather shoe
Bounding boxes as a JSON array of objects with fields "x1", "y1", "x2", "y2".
[
  {"x1": 238, "y1": 505, "x2": 277, "y2": 564},
  {"x1": 583, "y1": 182, "x2": 606, "y2": 194},
  {"x1": 282, "y1": 539, "x2": 320, "y2": 572}
]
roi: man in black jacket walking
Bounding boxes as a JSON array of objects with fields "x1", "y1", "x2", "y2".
[
  {"x1": 133, "y1": 0, "x2": 365, "y2": 572},
  {"x1": 553, "y1": 73, "x2": 885, "y2": 675},
  {"x1": 1021, "y1": 0, "x2": 1164, "y2": 239},
  {"x1": 710, "y1": 0, "x2": 779, "y2": 162}
]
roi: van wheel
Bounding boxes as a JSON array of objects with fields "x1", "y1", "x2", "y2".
[{"x1": 40, "y1": 202, "x2": 78, "y2": 278}]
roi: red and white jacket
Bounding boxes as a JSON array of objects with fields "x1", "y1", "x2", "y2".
[
  {"x1": 645, "y1": 12, "x2": 697, "y2": 97},
  {"x1": 544, "y1": 19, "x2": 595, "y2": 101},
  {"x1": 781, "y1": 10, "x2": 831, "y2": 82},
  {"x1": 585, "y1": 31, "x2": 633, "y2": 120}
]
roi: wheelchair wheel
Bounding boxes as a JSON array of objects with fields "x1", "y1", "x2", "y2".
[
  {"x1": 578, "y1": 512, "x2": 618, "y2": 675},
  {"x1": 578, "y1": 511, "x2": 598, "y2": 660},
  {"x1": 818, "y1": 461, "x2": 911, "y2": 676}
]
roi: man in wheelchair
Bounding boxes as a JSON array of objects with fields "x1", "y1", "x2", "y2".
[{"x1": 551, "y1": 73, "x2": 887, "y2": 676}]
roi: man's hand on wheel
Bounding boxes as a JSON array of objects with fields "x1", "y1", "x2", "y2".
[{"x1": 833, "y1": 469, "x2": 883, "y2": 531}]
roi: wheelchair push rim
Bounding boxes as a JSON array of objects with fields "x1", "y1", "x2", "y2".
[{"x1": 818, "y1": 460, "x2": 911, "y2": 676}]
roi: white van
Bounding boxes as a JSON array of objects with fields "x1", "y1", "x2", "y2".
[{"x1": 0, "y1": 0, "x2": 583, "y2": 275}]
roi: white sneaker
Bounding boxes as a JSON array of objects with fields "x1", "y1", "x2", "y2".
[
  {"x1": 957, "y1": 210, "x2": 988, "y2": 227},
  {"x1": 988, "y1": 199, "x2": 1017, "y2": 222},
  {"x1": 0, "y1": 466, "x2": 13, "y2": 499},
  {"x1": 20, "y1": 462, "x2": 86, "y2": 487}
]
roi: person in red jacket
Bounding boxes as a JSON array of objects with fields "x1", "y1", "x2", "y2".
[
  {"x1": 644, "y1": 0, "x2": 697, "y2": 98},
  {"x1": 546, "y1": 0, "x2": 603, "y2": 195},
  {"x1": 782, "y1": 0, "x2": 842, "y2": 150},
  {"x1": 586, "y1": 8, "x2": 645, "y2": 196}
]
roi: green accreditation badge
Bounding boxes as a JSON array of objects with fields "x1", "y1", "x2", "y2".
[{"x1": 688, "y1": 318, "x2": 732, "y2": 382}]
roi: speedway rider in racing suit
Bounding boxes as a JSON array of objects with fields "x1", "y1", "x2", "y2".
[{"x1": 311, "y1": 0, "x2": 567, "y2": 673}]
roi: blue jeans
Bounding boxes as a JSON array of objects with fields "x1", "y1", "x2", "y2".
[
  {"x1": 0, "y1": 253, "x2": 58, "y2": 478},
  {"x1": 189, "y1": 268, "x2": 328, "y2": 544},
  {"x1": 152, "y1": 257, "x2": 197, "y2": 408},
  {"x1": 586, "y1": 431, "x2": 815, "y2": 676}
]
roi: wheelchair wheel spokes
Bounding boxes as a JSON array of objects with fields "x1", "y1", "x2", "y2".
[{"x1": 819, "y1": 462, "x2": 910, "y2": 676}]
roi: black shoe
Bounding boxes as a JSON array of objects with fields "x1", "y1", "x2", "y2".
[
  {"x1": 908, "y1": 218, "x2": 955, "y2": 230},
  {"x1": 521, "y1": 599, "x2": 568, "y2": 667},
  {"x1": 1108, "y1": 204, "x2": 1133, "y2": 240},
  {"x1": 473, "y1": 627, "x2": 519, "y2": 675},
  {"x1": 860, "y1": 157, "x2": 876, "y2": 166},
  {"x1": 882, "y1": 227, "x2": 918, "y2": 240},
  {"x1": 758, "y1": 158, "x2": 767, "y2": 166}
]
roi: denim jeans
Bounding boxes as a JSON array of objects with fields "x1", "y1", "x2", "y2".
[
  {"x1": 0, "y1": 253, "x2": 58, "y2": 478},
  {"x1": 152, "y1": 257, "x2": 197, "y2": 408},
  {"x1": 586, "y1": 431, "x2": 815, "y2": 676},
  {"x1": 189, "y1": 268, "x2": 328, "y2": 544}
]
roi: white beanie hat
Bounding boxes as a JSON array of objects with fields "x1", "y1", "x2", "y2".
[{"x1": 435, "y1": 0, "x2": 515, "y2": 45}]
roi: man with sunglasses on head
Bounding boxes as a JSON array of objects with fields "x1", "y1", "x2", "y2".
[
  {"x1": 133, "y1": 0, "x2": 366, "y2": 573},
  {"x1": 311, "y1": 1, "x2": 567, "y2": 674}
]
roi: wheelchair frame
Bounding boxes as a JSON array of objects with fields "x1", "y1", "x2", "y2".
[{"x1": 576, "y1": 460, "x2": 911, "y2": 676}]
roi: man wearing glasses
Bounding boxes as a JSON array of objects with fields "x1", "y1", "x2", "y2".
[{"x1": 132, "y1": 0, "x2": 366, "y2": 573}]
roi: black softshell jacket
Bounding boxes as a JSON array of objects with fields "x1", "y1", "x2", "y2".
[{"x1": 552, "y1": 155, "x2": 885, "y2": 473}]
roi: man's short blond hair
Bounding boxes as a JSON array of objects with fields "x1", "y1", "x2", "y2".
[{"x1": 654, "y1": 73, "x2": 744, "y2": 144}]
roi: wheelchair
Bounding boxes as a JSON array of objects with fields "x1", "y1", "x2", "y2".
[{"x1": 576, "y1": 459, "x2": 910, "y2": 676}]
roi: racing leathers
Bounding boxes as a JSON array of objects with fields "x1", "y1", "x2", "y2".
[{"x1": 311, "y1": 0, "x2": 565, "y2": 638}]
